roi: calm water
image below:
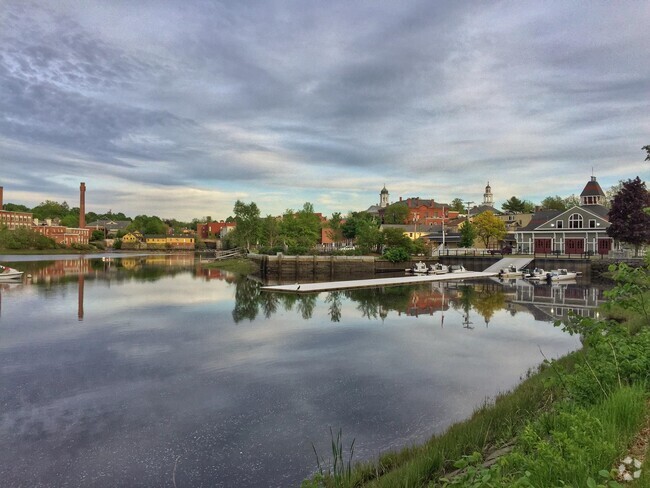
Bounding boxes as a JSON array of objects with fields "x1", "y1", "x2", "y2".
[{"x1": 0, "y1": 254, "x2": 602, "y2": 487}]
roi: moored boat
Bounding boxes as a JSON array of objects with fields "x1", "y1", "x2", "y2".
[
  {"x1": 498, "y1": 264, "x2": 522, "y2": 278},
  {"x1": 429, "y1": 263, "x2": 449, "y2": 275},
  {"x1": 524, "y1": 268, "x2": 547, "y2": 281},
  {"x1": 449, "y1": 264, "x2": 467, "y2": 273},
  {"x1": 0, "y1": 265, "x2": 24, "y2": 281},
  {"x1": 406, "y1": 261, "x2": 429, "y2": 274},
  {"x1": 546, "y1": 268, "x2": 579, "y2": 281}
]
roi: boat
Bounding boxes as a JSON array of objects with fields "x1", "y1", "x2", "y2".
[
  {"x1": 406, "y1": 261, "x2": 429, "y2": 274},
  {"x1": 524, "y1": 268, "x2": 547, "y2": 281},
  {"x1": 449, "y1": 264, "x2": 467, "y2": 273},
  {"x1": 498, "y1": 264, "x2": 522, "y2": 278},
  {"x1": 546, "y1": 269, "x2": 579, "y2": 281},
  {"x1": 429, "y1": 263, "x2": 449, "y2": 275},
  {"x1": 0, "y1": 265, "x2": 24, "y2": 281}
]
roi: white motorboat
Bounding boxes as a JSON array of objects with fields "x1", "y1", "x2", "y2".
[
  {"x1": 0, "y1": 265, "x2": 24, "y2": 281},
  {"x1": 406, "y1": 261, "x2": 429, "y2": 274},
  {"x1": 449, "y1": 264, "x2": 466, "y2": 273},
  {"x1": 524, "y1": 268, "x2": 547, "y2": 281},
  {"x1": 546, "y1": 269, "x2": 579, "y2": 281},
  {"x1": 429, "y1": 263, "x2": 449, "y2": 275},
  {"x1": 498, "y1": 264, "x2": 522, "y2": 278}
]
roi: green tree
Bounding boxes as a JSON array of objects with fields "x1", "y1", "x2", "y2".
[
  {"x1": 60, "y1": 213, "x2": 79, "y2": 228},
  {"x1": 342, "y1": 212, "x2": 376, "y2": 239},
  {"x1": 91, "y1": 230, "x2": 105, "y2": 241},
  {"x1": 501, "y1": 196, "x2": 534, "y2": 213},
  {"x1": 326, "y1": 212, "x2": 344, "y2": 244},
  {"x1": 473, "y1": 211, "x2": 507, "y2": 248},
  {"x1": 643, "y1": 145, "x2": 650, "y2": 162},
  {"x1": 2, "y1": 203, "x2": 30, "y2": 212},
  {"x1": 32, "y1": 200, "x2": 70, "y2": 220},
  {"x1": 607, "y1": 177, "x2": 650, "y2": 256},
  {"x1": 605, "y1": 181, "x2": 624, "y2": 209},
  {"x1": 278, "y1": 203, "x2": 322, "y2": 253},
  {"x1": 382, "y1": 227, "x2": 412, "y2": 249},
  {"x1": 540, "y1": 195, "x2": 567, "y2": 211},
  {"x1": 383, "y1": 247, "x2": 410, "y2": 262},
  {"x1": 260, "y1": 215, "x2": 281, "y2": 248},
  {"x1": 459, "y1": 221, "x2": 477, "y2": 248},
  {"x1": 450, "y1": 198, "x2": 465, "y2": 213},
  {"x1": 0, "y1": 226, "x2": 58, "y2": 250},
  {"x1": 231, "y1": 200, "x2": 261, "y2": 250},
  {"x1": 355, "y1": 219, "x2": 383, "y2": 254},
  {"x1": 383, "y1": 202, "x2": 409, "y2": 224},
  {"x1": 564, "y1": 194, "x2": 581, "y2": 208},
  {"x1": 127, "y1": 215, "x2": 167, "y2": 235}
]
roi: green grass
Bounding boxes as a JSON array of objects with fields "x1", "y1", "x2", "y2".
[
  {"x1": 201, "y1": 258, "x2": 256, "y2": 275},
  {"x1": 302, "y1": 320, "x2": 650, "y2": 488},
  {"x1": 302, "y1": 355, "x2": 576, "y2": 488}
]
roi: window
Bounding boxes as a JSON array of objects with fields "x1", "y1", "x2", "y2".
[
  {"x1": 589, "y1": 219, "x2": 596, "y2": 228},
  {"x1": 569, "y1": 213, "x2": 583, "y2": 229},
  {"x1": 556, "y1": 220, "x2": 563, "y2": 229}
]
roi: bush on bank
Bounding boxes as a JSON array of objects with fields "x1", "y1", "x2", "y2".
[{"x1": 303, "y1": 256, "x2": 650, "y2": 488}]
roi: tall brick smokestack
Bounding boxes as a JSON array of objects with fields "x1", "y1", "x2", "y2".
[
  {"x1": 79, "y1": 182, "x2": 86, "y2": 228},
  {"x1": 0, "y1": 186, "x2": 3, "y2": 209}
]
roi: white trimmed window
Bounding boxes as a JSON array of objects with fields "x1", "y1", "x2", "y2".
[{"x1": 569, "y1": 213, "x2": 583, "y2": 229}]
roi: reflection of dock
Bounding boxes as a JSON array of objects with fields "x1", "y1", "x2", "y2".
[
  {"x1": 509, "y1": 281, "x2": 605, "y2": 320},
  {"x1": 261, "y1": 271, "x2": 498, "y2": 293}
]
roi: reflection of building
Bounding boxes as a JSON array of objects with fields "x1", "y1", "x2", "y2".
[
  {"x1": 399, "y1": 283, "x2": 451, "y2": 317},
  {"x1": 509, "y1": 280, "x2": 605, "y2": 320}
]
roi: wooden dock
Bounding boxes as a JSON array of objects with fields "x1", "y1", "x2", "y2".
[{"x1": 260, "y1": 270, "x2": 499, "y2": 293}]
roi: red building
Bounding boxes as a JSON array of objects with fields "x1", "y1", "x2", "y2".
[
  {"x1": 398, "y1": 197, "x2": 460, "y2": 225},
  {"x1": 197, "y1": 221, "x2": 236, "y2": 239},
  {"x1": 32, "y1": 225, "x2": 90, "y2": 245}
]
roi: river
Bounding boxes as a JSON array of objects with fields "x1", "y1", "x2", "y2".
[{"x1": 0, "y1": 253, "x2": 603, "y2": 487}]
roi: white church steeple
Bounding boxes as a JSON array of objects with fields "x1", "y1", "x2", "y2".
[{"x1": 483, "y1": 182, "x2": 494, "y2": 207}]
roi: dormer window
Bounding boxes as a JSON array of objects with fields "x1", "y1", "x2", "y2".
[
  {"x1": 569, "y1": 213, "x2": 583, "y2": 229},
  {"x1": 556, "y1": 220, "x2": 563, "y2": 228}
]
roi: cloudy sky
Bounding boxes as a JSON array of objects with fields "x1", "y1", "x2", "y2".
[{"x1": 1, "y1": 1, "x2": 648, "y2": 220}]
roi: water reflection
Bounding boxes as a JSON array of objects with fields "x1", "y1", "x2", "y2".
[
  {"x1": 230, "y1": 277, "x2": 605, "y2": 326},
  {"x1": 0, "y1": 256, "x2": 604, "y2": 487}
]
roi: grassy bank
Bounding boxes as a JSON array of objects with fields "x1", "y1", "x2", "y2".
[
  {"x1": 201, "y1": 258, "x2": 256, "y2": 275},
  {"x1": 303, "y1": 259, "x2": 650, "y2": 488}
]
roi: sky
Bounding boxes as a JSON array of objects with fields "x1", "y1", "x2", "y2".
[{"x1": 1, "y1": 0, "x2": 649, "y2": 221}]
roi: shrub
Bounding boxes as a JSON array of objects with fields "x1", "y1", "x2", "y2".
[{"x1": 383, "y1": 247, "x2": 410, "y2": 262}]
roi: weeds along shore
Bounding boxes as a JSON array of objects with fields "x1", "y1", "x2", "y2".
[{"x1": 302, "y1": 259, "x2": 650, "y2": 488}]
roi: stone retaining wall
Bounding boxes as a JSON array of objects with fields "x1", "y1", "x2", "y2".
[{"x1": 248, "y1": 254, "x2": 644, "y2": 282}]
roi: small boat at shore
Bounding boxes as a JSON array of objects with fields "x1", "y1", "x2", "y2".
[
  {"x1": 429, "y1": 263, "x2": 449, "y2": 275},
  {"x1": 546, "y1": 268, "x2": 580, "y2": 281},
  {"x1": 0, "y1": 265, "x2": 24, "y2": 281},
  {"x1": 449, "y1": 264, "x2": 467, "y2": 273},
  {"x1": 406, "y1": 261, "x2": 429, "y2": 274},
  {"x1": 498, "y1": 264, "x2": 522, "y2": 278},
  {"x1": 524, "y1": 268, "x2": 547, "y2": 281}
]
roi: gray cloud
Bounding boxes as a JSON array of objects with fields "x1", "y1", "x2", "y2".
[{"x1": 1, "y1": 0, "x2": 648, "y2": 218}]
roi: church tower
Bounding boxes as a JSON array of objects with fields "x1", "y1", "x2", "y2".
[
  {"x1": 483, "y1": 182, "x2": 494, "y2": 207},
  {"x1": 580, "y1": 176, "x2": 606, "y2": 206},
  {"x1": 380, "y1": 185, "x2": 389, "y2": 208}
]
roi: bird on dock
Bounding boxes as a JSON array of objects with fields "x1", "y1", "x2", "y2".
[{"x1": 296, "y1": 283, "x2": 301, "y2": 290}]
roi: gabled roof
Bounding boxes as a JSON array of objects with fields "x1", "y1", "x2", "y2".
[
  {"x1": 580, "y1": 205, "x2": 609, "y2": 219},
  {"x1": 521, "y1": 205, "x2": 610, "y2": 231},
  {"x1": 520, "y1": 210, "x2": 562, "y2": 231},
  {"x1": 469, "y1": 205, "x2": 503, "y2": 216}
]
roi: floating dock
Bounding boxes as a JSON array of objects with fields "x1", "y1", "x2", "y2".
[{"x1": 260, "y1": 270, "x2": 499, "y2": 293}]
